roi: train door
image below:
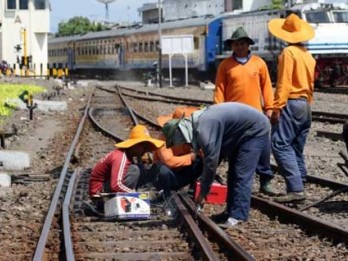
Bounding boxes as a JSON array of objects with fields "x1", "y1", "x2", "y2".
[
  {"x1": 118, "y1": 40, "x2": 126, "y2": 71},
  {"x1": 67, "y1": 42, "x2": 75, "y2": 70}
]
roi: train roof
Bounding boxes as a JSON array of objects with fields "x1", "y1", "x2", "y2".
[{"x1": 48, "y1": 15, "x2": 214, "y2": 44}]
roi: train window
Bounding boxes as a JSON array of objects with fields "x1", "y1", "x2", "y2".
[
  {"x1": 7, "y1": 0, "x2": 16, "y2": 9},
  {"x1": 20, "y1": 0, "x2": 28, "y2": 9},
  {"x1": 333, "y1": 11, "x2": 348, "y2": 22},
  {"x1": 305, "y1": 11, "x2": 330, "y2": 23},
  {"x1": 144, "y1": 42, "x2": 149, "y2": 52},
  {"x1": 139, "y1": 43, "x2": 143, "y2": 52},
  {"x1": 150, "y1": 42, "x2": 154, "y2": 52}
]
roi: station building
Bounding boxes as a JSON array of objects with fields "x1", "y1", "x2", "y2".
[{"x1": 0, "y1": 0, "x2": 50, "y2": 76}]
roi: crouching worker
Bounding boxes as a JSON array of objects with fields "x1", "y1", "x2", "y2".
[
  {"x1": 89, "y1": 125, "x2": 164, "y2": 202},
  {"x1": 153, "y1": 106, "x2": 203, "y2": 199},
  {"x1": 162, "y1": 102, "x2": 271, "y2": 228}
]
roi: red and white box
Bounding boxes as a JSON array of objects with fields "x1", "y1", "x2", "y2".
[{"x1": 104, "y1": 192, "x2": 150, "y2": 219}]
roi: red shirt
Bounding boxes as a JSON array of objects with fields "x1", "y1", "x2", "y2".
[{"x1": 89, "y1": 150, "x2": 133, "y2": 196}]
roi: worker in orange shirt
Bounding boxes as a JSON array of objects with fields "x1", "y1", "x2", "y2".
[
  {"x1": 268, "y1": 13, "x2": 316, "y2": 203},
  {"x1": 153, "y1": 106, "x2": 203, "y2": 198},
  {"x1": 214, "y1": 26, "x2": 275, "y2": 196}
]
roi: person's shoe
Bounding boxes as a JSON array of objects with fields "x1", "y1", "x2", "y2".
[
  {"x1": 211, "y1": 211, "x2": 229, "y2": 223},
  {"x1": 274, "y1": 191, "x2": 306, "y2": 203},
  {"x1": 259, "y1": 179, "x2": 278, "y2": 196},
  {"x1": 219, "y1": 217, "x2": 239, "y2": 229}
]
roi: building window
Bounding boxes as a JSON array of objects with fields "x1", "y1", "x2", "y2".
[
  {"x1": 7, "y1": 0, "x2": 16, "y2": 9},
  {"x1": 20, "y1": 0, "x2": 29, "y2": 9},
  {"x1": 34, "y1": 0, "x2": 46, "y2": 10},
  {"x1": 232, "y1": 0, "x2": 242, "y2": 10}
]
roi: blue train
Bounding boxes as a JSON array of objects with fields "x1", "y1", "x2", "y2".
[{"x1": 48, "y1": 2, "x2": 348, "y2": 85}]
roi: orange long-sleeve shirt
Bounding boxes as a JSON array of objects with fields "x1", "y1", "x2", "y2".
[
  {"x1": 214, "y1": 55, "x2": 274, "y2": 112},
  {"x1": 153, "y1": 134, "x2": 193, "y2": 170},
  {"x1": 273, "y1": 45, "x2": 316, "y2": 112}
]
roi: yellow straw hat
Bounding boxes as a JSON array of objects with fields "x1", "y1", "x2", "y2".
[
  {"x1": 115, "y1": 125, "x2": 164, "y2": 149},
  {"x1": 156, "y1": 106, "x2": 199, "y2": 127},
  {"x1": 268, "y1": 13, "x2": 314, "y2": 43}
]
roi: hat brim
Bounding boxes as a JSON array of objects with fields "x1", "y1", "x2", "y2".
[
  {"x1": 115, "y1": 138, "x2": 164, "y2": 150},
  {"x1": 156, "y1": 115, "x2": 172, "y2": 127},
  {"x1": 268, "y1": 18, "x2": 314, "y2": 43},
  {"x1": 225, "y1": 37, "x2": 255, "y2": 46}
]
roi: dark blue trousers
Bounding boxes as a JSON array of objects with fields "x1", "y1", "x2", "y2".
[{"x1": 226, "y1": 133, "x2": 270, "y2": 221}]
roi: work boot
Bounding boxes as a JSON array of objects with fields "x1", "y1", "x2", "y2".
[
  {"x1": 259, "y1": 179, "x2": 277, "y2": 196},
  {"x1": 274, "y1": 191, "x2": 306, "y2": 203},
  {"x1": 211, "y1": 211, "x2": 229, "y2": 223}
]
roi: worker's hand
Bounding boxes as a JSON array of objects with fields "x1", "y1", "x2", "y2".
[
  {"x1": 265, "y1": 109, "x2": 273, "y2": 120},
  {"x1": 271, "y1": 110, "x2": 281, "y2": 125},
  {"x1": 194, "y1": 194, "x2": 205, "y2": 218},
  {"x1": 194, "y1": 194, "x2": 206, "y2": 206}
]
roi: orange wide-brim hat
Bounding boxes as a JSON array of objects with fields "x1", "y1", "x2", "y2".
[
  {"x1": 115, "y1": 124, "x2": 164, "y2": 150},
  {"x1": 156, "y1": 106, "x2": 199, "y2": 127},
  {"x1": 268, "y1": 13, "x2": 314, "y2": 43}
]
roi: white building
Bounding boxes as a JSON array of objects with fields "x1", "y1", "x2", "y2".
[
  {"x1": 0, "y1": 0, "x2": 50, "y2": 76},
  {"x1": 163, "y1": 0, "x2": 274, "y2": 21}
]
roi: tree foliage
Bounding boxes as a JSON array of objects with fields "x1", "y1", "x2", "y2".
[
  {"x1": 56, "y1": 16, "x2": 110, "y2": 37},
  {"x1": 259, "y1": 0, "x2": 285, "y2": 10}
]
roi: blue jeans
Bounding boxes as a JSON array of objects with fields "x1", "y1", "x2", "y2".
[
  {"x1": 226, "y1": 133, "x2": 270, "y2": 221},
  {"x1": 155, "y1": 157, "x2": 203, "y2": 197},
  {"x1": 271, "y1": 99, "x2": 311, "y2": 192},
  {"x1": 256, "y1": 133, "x2": 273, "y2": 182}
]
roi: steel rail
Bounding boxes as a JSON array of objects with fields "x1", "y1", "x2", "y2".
[
  {"x1": 117, "y1": 86, "x2": 139, "y2": 125},
  {"x1": 63, "y1": 169, "x2": 80, "y2": 261},
  {"x1": 33, "y1": 91, "x2": 93, "y2": 261},
  {"x1": 271, "y1": 164, "x2": 348, "y2": 190},
  {"x1": 316, "y1": 130, "x2": 343, "y2": 141},
  {"x1": 172, "y1": 193, "x2": 220, "y2": 261},
  {"x1": 116, "y1": 84, "x2": 211, "y2": 105},
  {"x1": 251, "y1": 196, "x2": 348, "y2": 244},
  {"x1": 179, "y1": 193, "x2": 255, "y2": 261},
  {"x1": 88, "y1": 107, "x2": 123, "y2": 141}
]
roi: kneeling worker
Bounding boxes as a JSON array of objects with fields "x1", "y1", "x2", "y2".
[
  {"x1": 153, "y1": 106, "x2": 203, "y2": 198},
  {"x1": 89, "y1": 125, "x2": 164, "y2": 197}
]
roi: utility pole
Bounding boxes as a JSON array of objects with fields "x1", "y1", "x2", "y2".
[{"x1": 158, "y1": 0, "x2": 163, "y2": 88}]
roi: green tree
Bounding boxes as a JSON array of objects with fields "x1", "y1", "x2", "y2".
[
  {"x1": 259, "y1": 0, "x2": 285, "y2": 10},
  {"x1": 56, "y1": 16, "x2": 110, "y2": 37},
  {"x1": 271, "y1": 0, "x2": 284, "y2": 9}
]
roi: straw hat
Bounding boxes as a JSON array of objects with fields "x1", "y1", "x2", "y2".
[
  {"x1": 225, "y1": 27, "x2": 255, "y2": 46},
  {"x1": 268, "y1": 13, "x2": 314, "y2": 43},
  {"x1": 156, "y1": 106, "x2": 199, "y2": 127},
  {"x1": 115, "y1": 125, "x2": 164, "y2": 149}
]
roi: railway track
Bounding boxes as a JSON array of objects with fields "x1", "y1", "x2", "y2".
[{"x1": 25, "y1": 83, "x2": 348, "y2": 260}]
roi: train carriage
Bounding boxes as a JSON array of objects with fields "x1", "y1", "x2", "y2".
[{"x1": 48, "y1": 1, "x2": 348, "y2": 86}]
